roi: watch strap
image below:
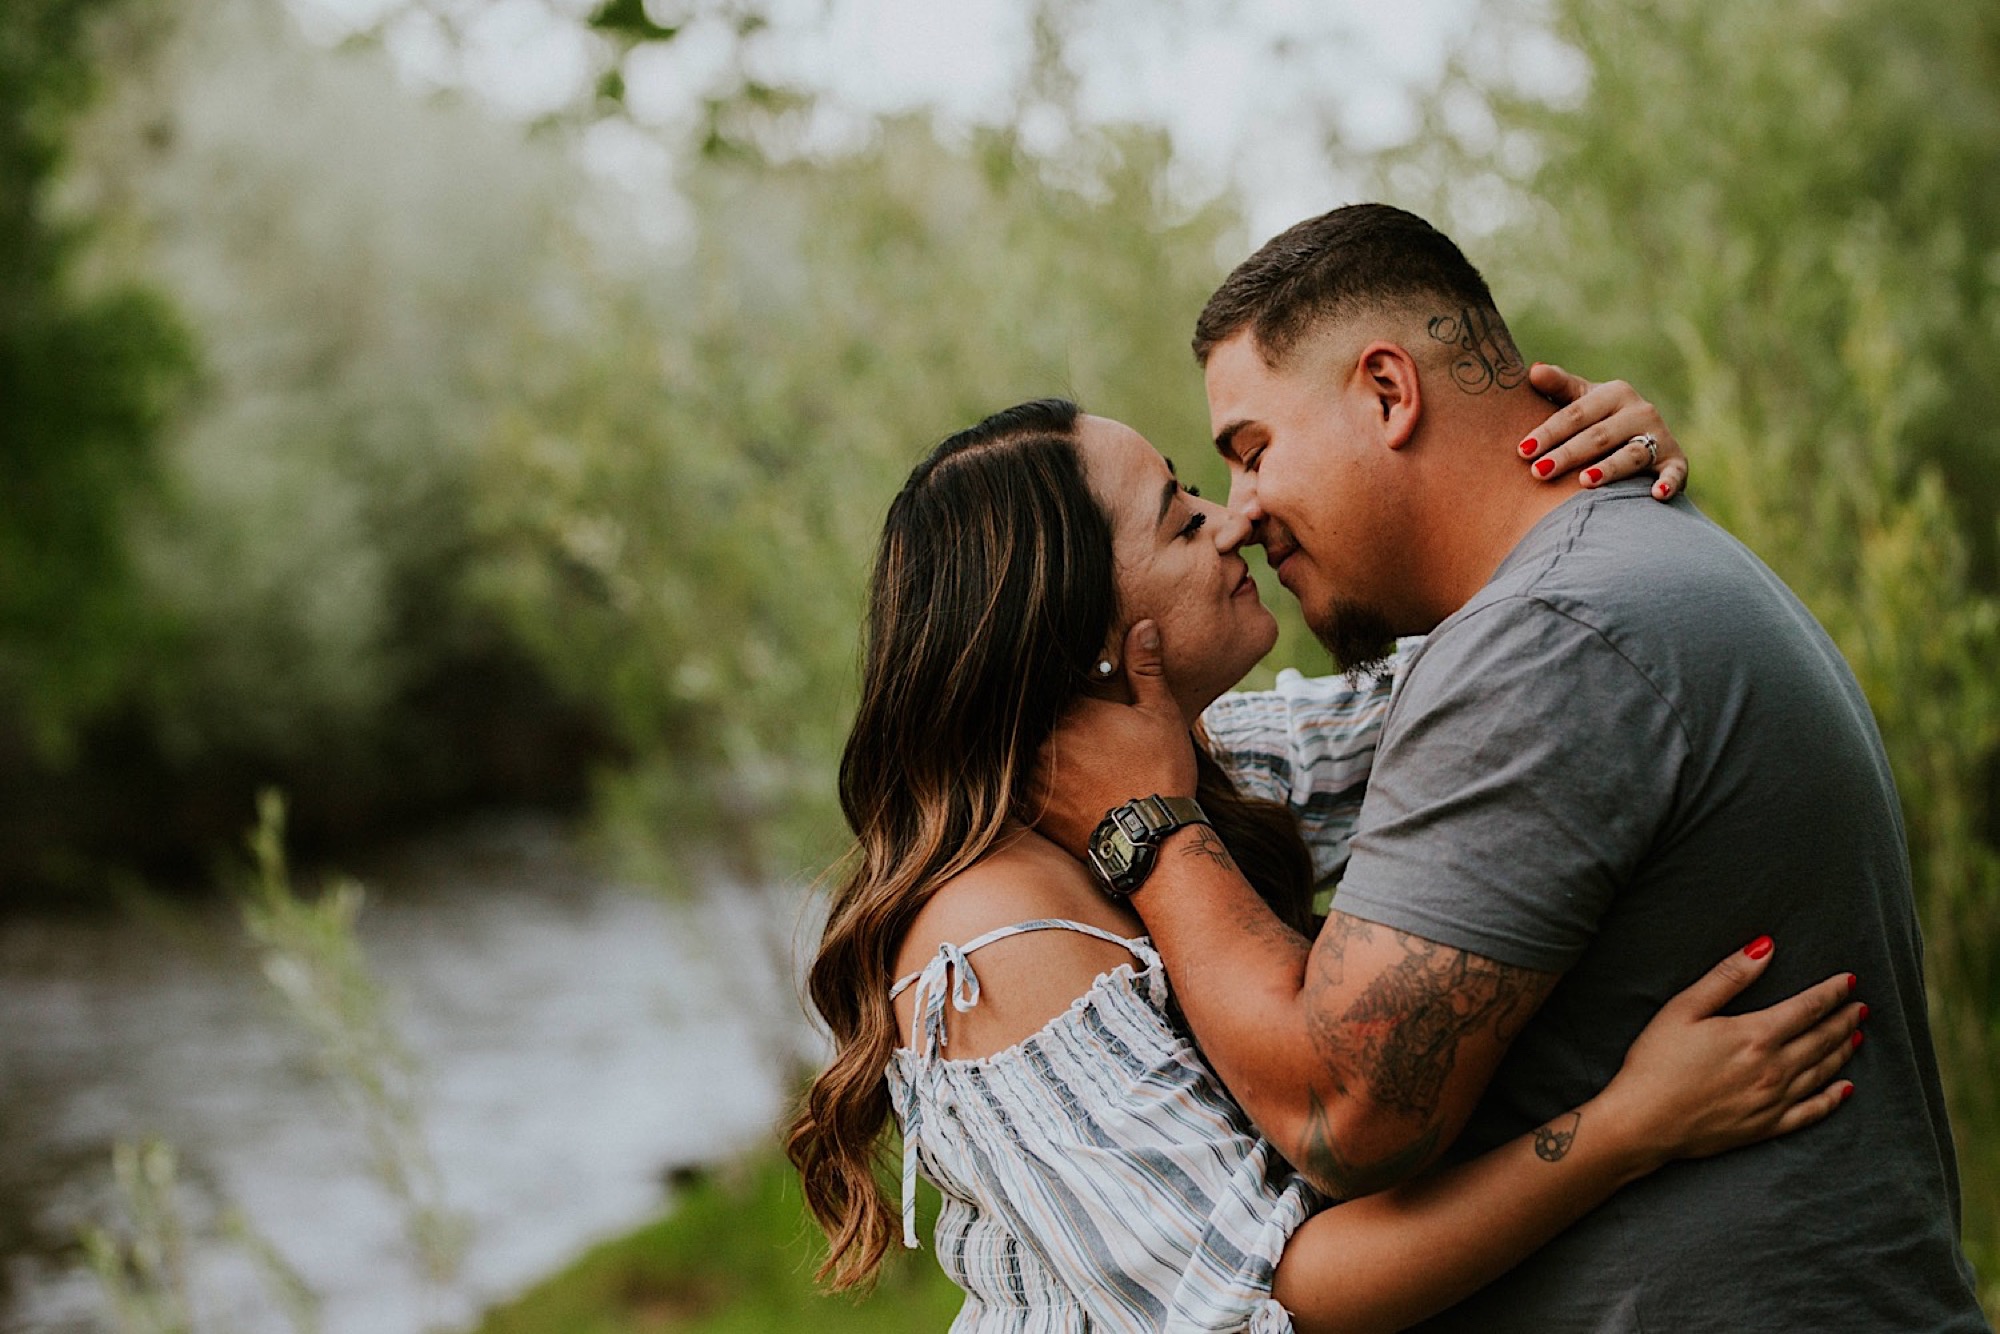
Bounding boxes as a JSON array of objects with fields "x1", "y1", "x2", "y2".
[{"x1": 1128, "y1": 794, "x2": 1206, "y2": 836}]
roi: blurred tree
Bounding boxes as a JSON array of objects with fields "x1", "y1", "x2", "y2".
[
  {"x1": 73, "y1": 0, "x2": 580, "y2": 764},
  {"x1": 1358, "y1": 0, "x2": 2000, "y2": 1304},
  {"x1": 0, "y1": 0, "x2": 621, "y2": 897},
  {"x1": 0, "y1": 0, "x2": 190, "y2": 755}
]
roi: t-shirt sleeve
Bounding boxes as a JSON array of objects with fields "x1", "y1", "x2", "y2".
[
  {"x1": 1333, "y1": 599, "x2": 1689, "y2": 973},
  {"x1": 1200, "y1": 644, "x2": 1415, "y2": 886}
]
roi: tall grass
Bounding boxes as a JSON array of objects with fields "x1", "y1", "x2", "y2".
[{"x1": 80, "y1": 794, "x2": 466, "y2": 1331}]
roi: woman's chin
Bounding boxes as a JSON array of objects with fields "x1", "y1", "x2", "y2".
[
  {"x1": 1198, "y1": 640, "x2": 1282, "y2": 711},
  {"x1": 1243, "y1": 607, "x2": 1281, "y2": 662}
]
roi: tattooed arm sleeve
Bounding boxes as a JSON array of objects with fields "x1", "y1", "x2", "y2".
[
  {"x1": 1288, "y1": 913, "x2": 1558, "y2": 1198},
  {"x1": 1130, "y1": 829, "x2": 1559, "y2": 1201}
]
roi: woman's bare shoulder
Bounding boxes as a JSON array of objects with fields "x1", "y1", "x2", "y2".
[
  {"x1": 890, "y1": 831, "x2": 1147, "y2": 1059},
  {"x1": 893, "y1": 831, "x2": 1135, "y2": 969}
]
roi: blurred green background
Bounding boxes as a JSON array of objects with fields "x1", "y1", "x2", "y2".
[{"x1": 5, "y1": 0, "x2": 1996, "y2": 1327}]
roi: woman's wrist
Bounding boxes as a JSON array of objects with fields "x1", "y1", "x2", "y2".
[{"x1": 1565, "y1": 1088, "x2": 1669, "y2": 1188}]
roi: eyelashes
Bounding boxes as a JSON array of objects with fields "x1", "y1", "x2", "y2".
[{"x1": 1178, "y1": 480, "x2": 1206, "y2": 539}]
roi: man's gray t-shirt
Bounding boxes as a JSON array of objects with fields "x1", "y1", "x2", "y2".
[{"x1": 1333, "y1": 479, "x2": 1984, "y2": 1331}]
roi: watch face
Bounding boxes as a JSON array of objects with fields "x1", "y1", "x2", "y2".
[
  {"x1": 1089, "y1": 796, "x2": 1201, "y2": 896},
  {"x1": 1090, "y1": 825, "x2": 1138, "y2": 881}
]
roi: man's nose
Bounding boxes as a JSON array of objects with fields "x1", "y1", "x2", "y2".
[{"x1": 1226, "y1": 470, "x2": 1261, "y2": 521}]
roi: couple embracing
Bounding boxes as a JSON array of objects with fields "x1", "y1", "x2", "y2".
[{"x1": 788, "y1": 204, "x2": 1988, "y2": 1332}]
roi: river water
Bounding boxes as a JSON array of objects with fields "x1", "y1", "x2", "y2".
[{"x1": 0, "y1": 815, "x2": 809, "y2": 1333}]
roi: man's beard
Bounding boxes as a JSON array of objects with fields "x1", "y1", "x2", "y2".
[{"x1": 1308, "y1": 596, "x2": 1398, "y2": 679}]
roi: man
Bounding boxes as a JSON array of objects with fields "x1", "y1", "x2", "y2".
[{"x1": 1038, "y1": 204, "x2": 1985, "y2": 1329}]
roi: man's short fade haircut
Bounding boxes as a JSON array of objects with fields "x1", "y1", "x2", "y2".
[{"x1": 1192, "y1": 203, "x2": 1506, "y2": 367}]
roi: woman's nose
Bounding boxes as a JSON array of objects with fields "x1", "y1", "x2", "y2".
[{"x1": 1209, "y1": 500, "x2": 1253, "y2": 553}]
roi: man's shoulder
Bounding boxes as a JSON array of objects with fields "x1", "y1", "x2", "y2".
[
  {"x1": 1415, "y1": 489, "x2": 1816, "y2": 703},
  {"x1": 1488, "y1": 491, "x2": 1747, "y2": 620},
  {"x1": 1396, "y1": 586, "x2": 1653, "y2": 709}
]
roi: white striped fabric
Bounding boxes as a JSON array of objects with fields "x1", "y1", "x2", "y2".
[
  {"x1": 887, "y1": 920, "x2": 1325, "y2": 1334},
  {"x1": 1199, "y1": 652, "x2": 1413, "y2": 890}
]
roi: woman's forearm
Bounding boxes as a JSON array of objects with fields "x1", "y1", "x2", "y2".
[{"x1": 1272, "y1": 1086, "x2": 1658, "y2": 1334}]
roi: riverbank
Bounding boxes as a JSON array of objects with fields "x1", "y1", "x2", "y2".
[
  {"x1": 472, "y1": 1151, "x2": 960, "y2": 1333},
  {"x1": 0, "y1": 818, "x2": 795, "y2": 1333}
]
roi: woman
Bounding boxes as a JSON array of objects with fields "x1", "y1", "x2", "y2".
[{"x1": 787, "y1": 386, "x2": 1861, "y2": 1334}]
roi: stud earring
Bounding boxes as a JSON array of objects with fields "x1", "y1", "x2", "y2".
[{"x1": 1093, "y1": 659, "x2": 1117, "y2": 679}]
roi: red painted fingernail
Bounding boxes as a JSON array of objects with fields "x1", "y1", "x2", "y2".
[
  {"x1": 1858, "y1": 1003, "x2": 1869, "y2": 1022},
  {"x1": 1534, "y1": 457, "x2": 1555, "y2": 478},
  {"x1": 1847, "y1": 973, "x2": 1859, "y2": 992},
  {"x1": 1655, "y1": 482, "x2": 1671, "y2": 498},
  {"x1": 1841, "y1": 1083, "x2": 1855, "y2": 1102},
  {"x1": 1743, "y1": 935, "x2": 1773, "y2": 960},
  {"x1": 1583, "y1": 467, "x2": 1603, "y2": 485},
  {"x1": 1851, "y1": 1030, "x2": 1865, "y2": 1049},
  {"x1": 1519, "y1": 437, "x2": 1538, "y2": 457}
]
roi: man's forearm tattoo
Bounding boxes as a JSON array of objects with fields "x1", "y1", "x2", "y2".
[
  {"x1": 1181, "y1": 824, "x2": 1239, "y2": 875},
  {"x1": 1325, "y1": 928, "x2": 1547, "y2": 1119},
  {"x1": 1534, "y1": 1111, "x2": 1581, "y2": 1163},
  {"x1": 1176, "y1": 826, "x2": 1311, "y2": 951},
  {"x1": 1293, "y1": 916, "x2": 1555, "y2": 1195},
  {"x1": 1427, "y1": 305, "x2": 1527, "y2": 394},
  {"x1": 1297, "y1": 1085, "x2": 1440, "y2": 1199}
]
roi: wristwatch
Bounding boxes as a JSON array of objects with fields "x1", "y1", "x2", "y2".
[{"x1": 1086, "y1": 795, "x2": 1210, "y2": 898}]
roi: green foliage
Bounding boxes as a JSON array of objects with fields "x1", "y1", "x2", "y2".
[
  {"x1": 0, "y1": 0, "x2": 621, "y2": 899},
  {"x1": 588, "y1": 0, "x2": 682, "y2": 45},
  {"x1": 73, "y1": 0, "x2": 583, "y2": 766},
  {"x1": 81, "y1": 1136, "x2": 324, "y2": 1334},
  {"x1": 79, "y1": 1140, "x2": 196, "y2": 1334},
  {"x1": 473, "y1": 1152, "x2": 961, "y2": 1334},
  {"x1": 1364, "y1": 0, "x2": 2000, "y2": 1306},
  {"x1": 77, "y1": 795, "x2": 474, "y2": 1332},
  {"x1": 5, "y1": 0, "x2": 1323, "y2": 897},
  {"x1": 0, "y1": 0, "x2": 192, "y2": 751}
]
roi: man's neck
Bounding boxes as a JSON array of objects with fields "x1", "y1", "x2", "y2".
[{"x1": 1404, "y1": 391, "x2": 1579, "y2": 627}]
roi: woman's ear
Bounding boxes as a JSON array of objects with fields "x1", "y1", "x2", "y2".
[
  {"x1": 1357, "y1": 340, "x2": 1422, "y2": 450},
  {"x1": 1085, "y1": 629, "x2": 1133, "y2": 700}
]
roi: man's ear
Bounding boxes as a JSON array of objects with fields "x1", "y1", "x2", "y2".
[{"x1": 1356, "y1": 341, "x2": 1422, "y2": 450}]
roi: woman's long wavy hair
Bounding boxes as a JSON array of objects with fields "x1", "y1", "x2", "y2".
[{"x1": 785, "y1": 399, "x2": 1314, "y2": 1290}]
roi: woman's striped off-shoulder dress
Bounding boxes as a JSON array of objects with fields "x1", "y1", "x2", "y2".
[{"x1": 887, "y1": 919, "x2": 1328, "y2": 1333}]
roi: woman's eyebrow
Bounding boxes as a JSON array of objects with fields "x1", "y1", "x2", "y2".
[{"x1": 1156, "y1": 474, "x2": 1181, "y2": 527}]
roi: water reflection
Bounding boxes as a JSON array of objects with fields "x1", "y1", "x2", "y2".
[{"x1": 1, "y1": 815, "x2": 797, "y2": 1333}]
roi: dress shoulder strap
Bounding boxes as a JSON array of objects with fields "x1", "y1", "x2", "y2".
[{"x1": 889, "y1": 918, "x2": 1148, "y2": 999}]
